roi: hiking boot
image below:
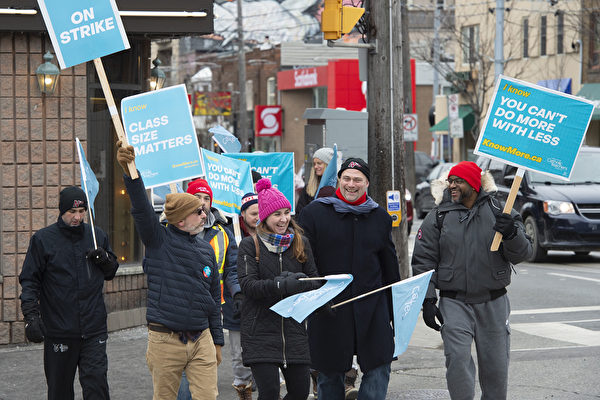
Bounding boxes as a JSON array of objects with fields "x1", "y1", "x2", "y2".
[
  {"x1": 233, "y1": 383, "x2": 253, "y2": 400},
  {"x1": 310, "y1": 369, "x2": 319, "y2": 398},
  {"x1": 344, "y1": 368, "x2": 358, "y2": 399}
]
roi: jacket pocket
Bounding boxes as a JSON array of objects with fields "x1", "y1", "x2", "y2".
[{"x1": 437, "y1": 265, "x2": 454, "y2": 282}]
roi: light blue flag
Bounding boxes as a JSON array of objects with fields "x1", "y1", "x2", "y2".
[
  {"x1": 317, "y1": 144, "x2": 338, "y2": 192},
  {"x1": 392, "y1": 270, "x2": 434, "y2": 357},
  {"x1": 270, "y1": 274, "x2": 353, "y2": 323},
  {"x1": 209, "y1": 125, "x2": 241, "y2": 154},
  {"x1": 75, "y1": 138, "x2": 99, "y2": 218}
]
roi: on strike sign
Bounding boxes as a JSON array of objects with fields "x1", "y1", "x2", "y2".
[{"x1": 37, "y1": 0, "x2": 130, "y2": 69}]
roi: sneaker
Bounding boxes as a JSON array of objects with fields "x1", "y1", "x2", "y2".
[
  {"x1": 344, "y1": 386, "x2": 359, "y2": 400},
  {"x1": 233, "y1": 383, "x2": 253, "y2": 400}
]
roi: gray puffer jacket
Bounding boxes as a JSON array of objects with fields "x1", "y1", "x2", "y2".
[{"x1": 412, "y1": 172, "x2": 532, "y2": 303}]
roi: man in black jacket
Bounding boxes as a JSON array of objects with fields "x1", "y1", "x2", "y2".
[
  {"x1": 19, "y1": 186, "x2": 119, "y2": 400},
  {"x1": 298, "y1": 158, "x2": 400, "y2": 400},
  {"x1": 117, "y1": 142, "x2": 223, "y2": 400}
]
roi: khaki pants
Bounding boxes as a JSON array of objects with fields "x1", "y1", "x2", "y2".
[{"x1": 146, "y1": 328, "x2": 218, "y2": 400}]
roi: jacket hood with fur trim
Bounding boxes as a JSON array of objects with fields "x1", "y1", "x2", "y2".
[{"x1": 431, "y1": 170, "x2": 498, "y2": 205}]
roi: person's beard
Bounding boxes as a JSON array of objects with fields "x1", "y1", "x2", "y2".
[{"x1": 452, "y1": 185, "x2": 474, "y2": 205}]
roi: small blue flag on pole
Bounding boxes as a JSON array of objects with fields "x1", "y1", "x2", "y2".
[
  {"x1": 270, "y1": 274, "x2": 353, "y2": 323},
  {"x1": 209, "y1": 125, "x2": 242, "y2": 154},
  {"x1": 392, "y1": 270, "x2": 434, "y2": 357},
  {"x1": 317, "y1": 144, "x2": 338, "y2": 192},
  {"x1": 76, "y1": 138, "x2": 99, "y2": 218}
]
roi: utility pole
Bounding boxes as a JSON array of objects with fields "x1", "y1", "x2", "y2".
[
  {"x1": 494, "y1": 0, "x2": 504, "y2": 79},
  {"x1": 367, "y1": 0, "x2": 410, "y2": 278},
  {"x1": 237, "y1": 0, "x2": 249, "y2": 151}
]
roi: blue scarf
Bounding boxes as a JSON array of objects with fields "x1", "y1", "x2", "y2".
[{"x1": 314, "y1": 196, "x2": 379, "y2": 215}]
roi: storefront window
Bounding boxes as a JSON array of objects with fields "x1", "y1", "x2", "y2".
[{"x1": 87, "y1": 39, "x2": 149, "y2": 264}]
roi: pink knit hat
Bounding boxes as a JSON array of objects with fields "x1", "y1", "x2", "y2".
[{"x1": 256, "y1": 178, "x2": 291, "y2": 221}]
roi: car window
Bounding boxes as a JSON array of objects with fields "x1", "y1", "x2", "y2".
[
  {"x1": 426, "y1": 164, "x2": 443, "y2": 181},
  {"x1": 486, "y1": 159, "x2": 505, "y2": 184}
]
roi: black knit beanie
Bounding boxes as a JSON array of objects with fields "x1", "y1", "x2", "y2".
[
  {"x1": 59, "y1": 186, "x2": 88, "y2": 215},
  {"x1": 337, "y1": 158, "x2": 370, "y2": 182}
]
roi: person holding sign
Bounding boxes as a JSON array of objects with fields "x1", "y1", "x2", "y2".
[
  {"x1": 176, "y1": 178, "x2": 253, "y2": 400},
  {"x1": 296, "y1": 147, "x2": 334, "y2": 214},
  {"x1": 297, "y1": 158, "x2": 400, "y2": 400},
  {"x1": 19, "y1": 186, "x2": 119, "y2": 400},
  {"x1": 116, "y1": 142, "x2": 223, "y2": 400},
  {"x1": 411, "y1": 161, "x2": 532, "y2": 400},
  {"x1": 237, "y1": 178, "x2": 320, "y2": 400}
]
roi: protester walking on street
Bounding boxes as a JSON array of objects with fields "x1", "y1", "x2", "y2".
[
  {"x1": 116, "y1": 142, "x2": 223, "y2": 400},
  {"x1": 19, "y1": 186, "x2": 119, "y2": 400},
  {"x1": 412, "y1": 161, "x2": 532, "y2": 400},
  {"x1": 237, "y1": 178, "x2": 320, "y2": 400},
  {"x1": 298, "y1": 158, "x2": 401, "y2": 400},
  {"x1": 296, "y1": 147, "x2": 334, "y2": 214},
  {"x1": 177, "y1": 179, "x2": 253, "y2": 400}
]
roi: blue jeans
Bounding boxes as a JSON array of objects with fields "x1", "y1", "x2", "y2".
[
  {"x1": 177, "y1": 372, "x2": 191, "y2": 400},
  {"x1": 317, "y1": 363, "x2": 391, "y2": 400}
]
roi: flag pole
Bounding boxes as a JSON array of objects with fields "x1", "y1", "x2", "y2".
[
  {"x1": 76, "y1": 138, "x2": 98, "y2": 249},
  {"x1": 331, "y1": 280, "x2": 400, "y2": 309},
  {"x1": 93, "y1": 58, "x2": 138, "y2": 179}
]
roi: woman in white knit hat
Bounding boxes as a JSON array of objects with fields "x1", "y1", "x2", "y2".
[{"x1": 296, "y1": 147, "x2": 334, "y2": 215}]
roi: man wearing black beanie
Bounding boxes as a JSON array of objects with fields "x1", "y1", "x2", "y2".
[{"x1": 19, "y1": 186, "x2": 119, "y2": 400}]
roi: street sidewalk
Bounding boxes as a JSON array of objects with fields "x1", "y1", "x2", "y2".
[{"x1": 0, "y1": 317, "x2": 448, "y2": 400}]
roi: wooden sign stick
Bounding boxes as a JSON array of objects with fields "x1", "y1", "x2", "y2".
[
  {"x1": 93, "y1": 58, "x2": 138, "y2": 179},
  {"x1": 490, "y1": 167, "x2": 525, "y2": 251}
]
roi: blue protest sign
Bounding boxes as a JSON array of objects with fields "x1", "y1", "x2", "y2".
[
  {"x1": 209, "y1": 125, "x2": 241, "y2": 154},
  {"x1": 76, "y1": 138, "x2": 99, "y2": 218},
  {"x1": 474, "y1": 75, "x2": 594, "y2": 180},
  {"x1": 270, "y1": 274, "x2": 353, "y2": 323},
  {"x1": 392, "y1": 270, "x2": 433, "y2": 357},
  {"x1": 121, "y1": 85, "x2": 204, "y2": 188},
  {"x1": 201, "y1": 149, "x2": 254, "y2": 215},
  {"x1": 224, "y1": 152, "x2": 295, "y2": 213},
  {"x1": 37, "y1": 0, "x2": 129, "y2": 69}
]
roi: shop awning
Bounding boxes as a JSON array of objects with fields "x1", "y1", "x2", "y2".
[
  {"x1": 576, "y1": 83, "x2": 600, "y2": 120},
  {"x1": 430, "y1": 105, "x2": 474, "y2": 132}
]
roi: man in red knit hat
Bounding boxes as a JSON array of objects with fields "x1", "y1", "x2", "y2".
[{"x1": 412, "y1": 160, "x2": 532, "y2": 400}]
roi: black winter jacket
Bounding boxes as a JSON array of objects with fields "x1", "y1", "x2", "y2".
[
  {"x1": 237, "y1": 233, "x2": 320, "y2": 367},
  {"x1": 298, "y1": 199, "x2": 401, "y2": 373},
  {"x1": 412, "y1": 188, "x2": 532, "y2": 303},
  {"x1": 124, "y1": 174, "x2": 224, "y2": 345},
  {"x1": 20, "y1": 218, "x2": 118, "y2": 339}
]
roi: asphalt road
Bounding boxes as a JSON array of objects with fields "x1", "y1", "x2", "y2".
[{"x1": 1, "y1": 219, "x2": 599, "y2": 399}]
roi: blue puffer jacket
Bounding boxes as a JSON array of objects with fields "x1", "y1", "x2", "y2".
[{"x1": 124, "y1": 175, "x2": 224, "y2": 346}]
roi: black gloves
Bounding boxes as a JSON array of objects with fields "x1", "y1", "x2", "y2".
[
  {"x1": 86, "y1": 248, "x2": 116, "y2": 277},
  {"x1": 274, "y1": 272, "x2": 309, "y2": 296},
  {"x1": 232, "y1": 293, "x2": 244, "y2": 319},
  {"x1": 25, "y1": 314, "x2": 45, "y2": 343},
  {"x1": 422, "y1": 298, "x2": 444, "y2": 331},
  {"x1": 493, "y1": 213, "x2": 517, "y2": 240},
  {"x1": 314, "y1": 301, "x2": 336, "y2": 318}
]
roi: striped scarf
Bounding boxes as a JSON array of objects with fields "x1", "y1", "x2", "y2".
[{"x1": 257, "y1": 229, "x2": 294, "y2": 253}]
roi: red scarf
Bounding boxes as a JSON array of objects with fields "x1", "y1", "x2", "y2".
[{"x1": 335, "y1": 188, "x2": 367, "y2": 205}]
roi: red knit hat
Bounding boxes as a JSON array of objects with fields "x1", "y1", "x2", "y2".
[
  {"x1": 256, "y1": 178, "x2": 291, "y2": 221},
  {"x1": 186, "y1": 178, "x2": 213, "y2": 206},
  {"x1": 448, "y1": 161, "x2": 482, "y2": 192}
]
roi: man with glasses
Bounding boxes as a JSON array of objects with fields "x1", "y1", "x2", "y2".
[
  {"x1": 298, "y1": 158, "x2": 400, "y2": 400},
  {"x1": 412, "y1": 161, "x2": 532, "y2": 400},
  {"x1": 116, "y1": 142, "x2": 223, "y2": 400}
]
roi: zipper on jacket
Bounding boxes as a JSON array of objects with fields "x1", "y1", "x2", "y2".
[
  {"x1": 244, "y1": 255, "x2": 248, "y2": 275},
  {"x1": 279, "y1": 253, "x2": 287, "y2": 368}
]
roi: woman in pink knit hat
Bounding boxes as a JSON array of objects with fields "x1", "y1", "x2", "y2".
[{"x1": 237, "y1": 178, "x2": 320, "y2": 400}]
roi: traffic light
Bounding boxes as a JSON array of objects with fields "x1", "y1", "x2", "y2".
[{"x1": 321, "y1": 0, "x2": 365, "y2": 40}]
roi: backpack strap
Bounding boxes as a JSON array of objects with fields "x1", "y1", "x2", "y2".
[{"x1": 252, "y1": 234, "x2": 260, "y2": 263}]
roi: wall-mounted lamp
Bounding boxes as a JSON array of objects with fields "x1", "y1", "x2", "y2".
[
  {"x1": 35, "y1": 51, "x2": 60, "y2": 94},
  {"x1": 149, "y1": 58, "x2": 166, "y2": 91}
]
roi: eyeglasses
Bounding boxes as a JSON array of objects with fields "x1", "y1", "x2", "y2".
[
  {"x1": 446, "y1": 177, "x2": 467, "y2": 185},
  {"x1": 196, "y1": 207, "x2": 206, "y2": 216}
]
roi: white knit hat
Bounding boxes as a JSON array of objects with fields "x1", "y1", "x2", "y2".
[{"x1": 313, "y1": 147, "x2": 334, "y2": 164}]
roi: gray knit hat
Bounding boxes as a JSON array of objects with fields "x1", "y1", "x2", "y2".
[{"x1": 313, "y1": 147, "x2": 334, "y2": 165}]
